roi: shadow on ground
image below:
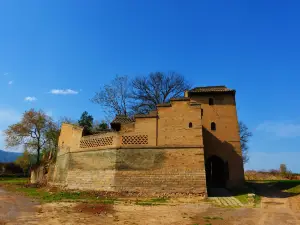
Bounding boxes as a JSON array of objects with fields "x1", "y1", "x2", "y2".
[{"x1": 208, "y1": 180, "x2": 300, "y2": 199}]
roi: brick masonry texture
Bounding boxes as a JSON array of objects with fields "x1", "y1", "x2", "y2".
[
  {"x1": 36, "y1": 87, "x2": 244, "y2": 196},
  {"x1": 49, "y1": 147, "x2": 206, "y2": 195}
]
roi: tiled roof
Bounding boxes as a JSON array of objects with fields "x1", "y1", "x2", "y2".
[
  {"x1": 135, "y1": 111, "x2": 158, "y2": 118},
  {"x1": 170, "y1": 97, "x2": 190, "y2": 101},
  {"x1": 110, "y1": 115, "x2": 133, "y2": 124},
  {"x1": 189, "y1": 85, "x2": 235, "y2": 93},
  {"x1": 135, "y1": 114, "x2": 157, "y2": 118},
  {"x1": 156, "y1": 103, "x2": 172, "y2": 107}
]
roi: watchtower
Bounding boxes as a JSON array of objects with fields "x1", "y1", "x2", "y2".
[{"x1": 185, "y1": 86, "x2": 244, "y2": 188}]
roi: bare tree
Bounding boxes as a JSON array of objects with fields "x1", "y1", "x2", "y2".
[
  {"x1": 91, "y1": 75, "x2": 131, "y2": 117},
  {"x1": 239, "y1": 121, "x2": 252, "y2": 164},
  {"x1": 131, "y1": 72, "x2": 190, "y2": 114}
]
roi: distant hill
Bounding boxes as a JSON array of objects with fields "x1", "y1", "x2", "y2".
[{"x1": 0, "y1": 150, "x2": 22, "y2": 163}]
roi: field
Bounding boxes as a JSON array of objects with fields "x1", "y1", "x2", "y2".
[{"x1": 1, "y1": 177, "x2": 300, "y2": 225}]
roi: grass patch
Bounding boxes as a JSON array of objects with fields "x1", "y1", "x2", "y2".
[
  {"x1": 233, "y1": 192, "x2": 248, "y2": 205},
  {"x1": 149, "y1": 197, "x2": 169, "y2": 203},
  {"x1": 0, "y1": 177, "x2": 117, "y2": 204},
  {"x1": 249, "y1": 180, "x2": 300, "y2": 194},
  {"x1": 230, "y1": 183, "x2": 254, "y2": 205},
  {"x1": 228, "y1": 181, "x2": 263, "y2": 206},
  {"x1": 273, "y1": 180, "x2": 300, "y2": 194},
  {"x1": 203, "y1": 216, "x2": 223, "y2": 220},
  {"x1": 135, "y1": 197, "x2": 168, "y2": 206},
  {"x1": 0, "y1": 177, "x2": 28, "y2": 184}
]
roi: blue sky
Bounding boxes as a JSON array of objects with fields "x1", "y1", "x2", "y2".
[{"x1": 1, "y1": 0, "x2": 300, "y2": 172}]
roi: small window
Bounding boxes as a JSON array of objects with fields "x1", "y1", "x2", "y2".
[
  {"x1": 201, "y1": 109, "x2": 204, "y2": 118},
  {"x1": 209, "y1": 98, "x2": 214, "y2": 105},
  {"x1": 211, "y1": 122, "x2": 216, "y2": 131},
  {"x1": 189, "y1": 122, "x2": 193, "y2": 128}
]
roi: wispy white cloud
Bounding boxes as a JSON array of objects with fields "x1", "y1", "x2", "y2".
[
  {"x1": 24, "y1": 96, "x2": 37, "y2": 102},
  {"x1": 8, "y1": 80, "x2": 13, "y2": 85},
  {"x1": 4, "y1": 72, "x2": 8, "y2": 76},
  {"x1": 256, "y1": 121, "x2": 300, "y2": 138},
  {"x1": 50, "y1": 89, "x2": 78, "y2": 95}
]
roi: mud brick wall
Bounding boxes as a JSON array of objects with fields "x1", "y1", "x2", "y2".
[
  {"x1": 48, "y1": 153, "x2": 70, "y2": 186},
  {"x1": 189, "y1": 92, "x2": 244, "y2": 188},
  {"x1": 157, "y1": 100, "x2": 203, "y2": 146},
  {"x1": 66, "y1": 150, "x2": 116, "y2": 191},
  {"x1": 51, "y1": 147, "x2": 207, "y2": 195},
  {"x1": 114, "y1": 148, "x2": 206, "y2": 194}
]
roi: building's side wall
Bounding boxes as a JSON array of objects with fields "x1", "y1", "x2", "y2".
[
  {"x1": 66, "y1": 150, "x2": 117, "y2": 191},
  {"x1": 48, "y1": 100, "x2": 207, "y2": 194},
  {"x1": 48, "y1": 152, "x2": 70, "y2": 186},
  {"x1": 131, "y1": 117, "x2": 157, "y2": 146},
  {"x1": 157, "y1": 100, "x2": 203, "y2": 146},
  {"x1": 114, "y1": 147, "x2": 206, "y2": 194},
  {"x1": 49, "y1": 147, "x2": 206, "y2": 195},
  {"x1": 58, "y1": 123, "x2": 83, "y2": 153},
  {"x1": 189, "y1": 93, "x2": 244, "y2": 187}
]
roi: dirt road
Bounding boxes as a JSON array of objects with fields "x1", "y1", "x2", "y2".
[{"x1": 1, "y1": 187, "x2": 300, "y2": 225}]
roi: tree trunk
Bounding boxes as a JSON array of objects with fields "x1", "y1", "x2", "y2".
[{"x1": 37, "y1": 148, "x2": 40, "y2": 164}]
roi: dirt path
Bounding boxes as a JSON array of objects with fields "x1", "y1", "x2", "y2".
[
  {"x1": 1, "y1": 187, "x2": 300, "y2": 225},
  {"x1": 253, "y1": 183, "x2": 300, "y2": 225},
  {"x1": 0, "y1": 188, "x2": 38, "y2": 224}
]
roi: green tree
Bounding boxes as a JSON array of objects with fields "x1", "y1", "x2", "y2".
[
  {"x1": 4, "y1": 109, "x2": 55, "y2": 164},
  {"x1": 98, "y1": 121, "x2": 108, "y2": 130},
  {"x1": 93, "y1": 120, "x2": 109, "y2": 133},
  {"x1": 15, "y1": 149, "x2": 31, "y2": 176},
  {"x1": 78, "y1": 111, "x2": 94, "y2": 135}
]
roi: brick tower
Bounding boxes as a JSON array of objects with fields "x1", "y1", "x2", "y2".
[{"x1": 185, "y1": 86, "x2": 244, "y2": 188}]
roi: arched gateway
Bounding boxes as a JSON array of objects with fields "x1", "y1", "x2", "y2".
[{"x1": 205, "y1": 155, "x2": 229, "y2": 188}]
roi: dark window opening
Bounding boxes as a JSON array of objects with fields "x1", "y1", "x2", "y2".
[
  {"x1": 201, "y1": 109, "x2": 204, "y2": 118},
  {"x1": 211, "y1": 122, "x2": 216, "y2": 131},
  {"x1": 209, "y1": 98, "x2": 214, "y2": 105},
  {"x1": 189, "y1": 122, "x2": 193, "y2": 128}
]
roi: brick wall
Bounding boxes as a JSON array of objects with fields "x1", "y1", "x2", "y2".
[
  {"x1": 114, "y1": 147, "x2": 206, "y2": 194},
  {"x1": 50, "y1": 147, "x2": 206, "y2": 195},
  {"x1": 157, "y1": 99, "x2": 203, "y2": 146},
  {"x1": 189, "y1": 92, "x2": 244, "y2": 187},
  {"x1": 134, "y1": 117, "x2": 157, "y2": 146},
  {"x1": 48, "y1": 152, "x2": 70, "y2": 186}
]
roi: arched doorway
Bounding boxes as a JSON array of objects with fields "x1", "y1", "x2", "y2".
[{"x1": 205, "y1": 155, "x2": 228, "y2": 188}]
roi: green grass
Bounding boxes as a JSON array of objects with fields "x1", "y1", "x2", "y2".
[
  {"x1": 0, "y1": 177, "x2": 28, "y2": 184},
  {"x1": 272, "y1": 180, "x2": 300, "y2": 194},
  {"x1": 135, "y1": 197, "x2": 168, "y2": 206},
  {"x1": 234, "y1": 193, "x2": 249, "y2": 204},
  {"x1": 230, "y1": 184, "x2": 253, "y2": 205},
  {"x1": 0, "y1": 177, "x2": 117, "y2": 204},
  {"x1": 248, "y1": 180, "x2": 300, "y2": 194}
]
